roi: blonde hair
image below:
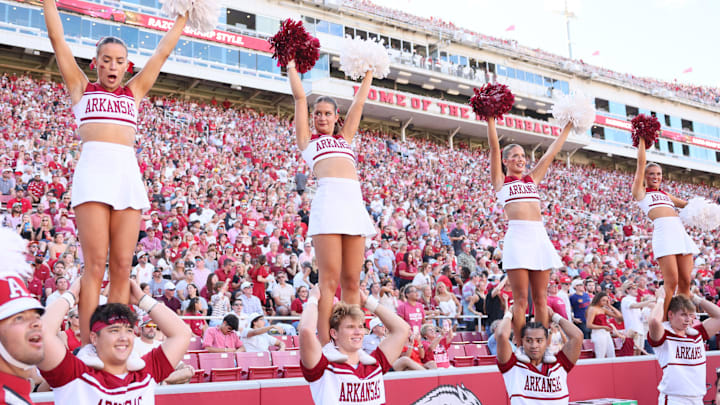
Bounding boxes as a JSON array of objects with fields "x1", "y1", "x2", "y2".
[{"x1": 329, "y1": 302, "x2": 365, "y2": 332}]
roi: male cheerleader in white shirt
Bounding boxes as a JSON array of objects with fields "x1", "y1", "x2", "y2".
[
  {"x1": 648, "y1": 288, "x2": 720, "y2": 405},
  {"x1": 37, "y1": 279, "x2": 191, "y2": 404},
  {"x1": 300, "y1": 286, "x2": 409, "y2": 405},
  {"x1": 496, "y1": 305, "x2": 583, "y2": 404}
]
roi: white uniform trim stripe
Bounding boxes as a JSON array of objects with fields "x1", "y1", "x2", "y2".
[{"x1": 80, "y1": 373, "x2": 153, "y2": 394}]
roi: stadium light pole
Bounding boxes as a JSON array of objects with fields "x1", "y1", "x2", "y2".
[{"x1": 562, "y1": 0, "x2": 576, "y2": 59}]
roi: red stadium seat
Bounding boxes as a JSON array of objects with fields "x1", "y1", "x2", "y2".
[
  {"x1": 271, "y1": 350, "x2": 303, "y2": 378},
  {"x1": 182, "y1": 353, "x2": 205, "y2": 383},
  {"x1": 188, "y1": 337, "x2": 204, "y2": 351},
  {"x1": 580, "y1": 340, "x2": 595, "y2": 359},
  {"x1": 447, "y1": 344, "x2": 474, "y2": 367},
  {"x1": 275, "y1": 335, "x2": 295, "y2": 349},
  {"x1": 198, "y1": 352, "x2": 242, "y2": 382},
  {"x1": 291, "y1": 336, "x2": 300, "y2": 348},
  {"x1": 463, "y1": 343, "x2": 493, "y2": 366},
  {"x1": 236, "y1": 352, "x2": 278, "y2": 380},
  {"x1": 461, "y1": 332, "x2": 484, "y2": 343}
]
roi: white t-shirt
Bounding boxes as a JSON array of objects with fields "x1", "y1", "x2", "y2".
[
  {"x1": 41, "y1": 347, "x2": 174, "y2": 405},
  {"x1": 133, "y1": 263, "x2": 155, "y2": 286},
  {"x1": 498, "y1": 351, "x2": 573, "y2": 404},
  {"x1": 272, "y1": 283, "x2": 295, "y2": 307},
  {"x1": 133, "y1": 337, "x2": 162, "y2": 357},
  {"x1": 620, "y1": 296, "x2": 643, "y2": 333},
  {"x1": 301, "y1": 349, "x2": 391, "y2": 405},
  {"x1": 241, "y1": 329, "x2": 278, "y2": 352},
  {"x1": 648, "y1": 322, "x2": 708, "y2": 398}
]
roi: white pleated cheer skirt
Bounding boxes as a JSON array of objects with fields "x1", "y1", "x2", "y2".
[
  {"x1": 308, "y1": 177, "x2": 376, "y2": 237},
  {"x1": 503, "y1": 220, "x2": 562, "y2": 271},
  {"x1": 71, "y1": 142, "x2": 150, "y2": 211},
  {"x1": 652, "y1": 216, "x2": 699, "y2": 258}
]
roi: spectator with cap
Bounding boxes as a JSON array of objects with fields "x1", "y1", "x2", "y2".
[
  {"x1": 240, "y1": 313, "x2": 285, "y2": 352},
  {"x1": 0, "y1": 168, "x2": 15, "y2": 197},
  {"x1": 557, "y1": 275, "x2": 573, "y2": 320},
  {"x1": 570, "y1": 279, "x2": 591, "y2": 338},
  {"x1": 272, "y1": 271, "x2": 294, "y2": 316},
  {"x1": 133, "y1": 316, "x2": 162, "y2": 356},
  {"x1": 363, "y1": 317, "x2": 386, "y2": 354},
  {"x1": 238, "y1": 281, "x2": 263, "y2": 315},
  {"x1": 397, "y1": 285, "x2": 425, "y2": 334},
  {"x1": 132, "y1": 251, "x2": 155, "y2": 286},
  {"x1": 619, "y1": 281, "x2": 654, "y2": 355},
  {"x1": 148, "y1": 268, "x2": 166, "y2": 298},
  {"x1": 202, "y1": 314, "x2": 245, "y2": 353},
  {"x1": 160, "y1": 282, "x2": 181, "y2": 314}
]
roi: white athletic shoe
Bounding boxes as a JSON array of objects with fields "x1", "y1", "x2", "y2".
[
  {"x1": 514, "y1": 347, "x2": 531, "y2": 364},
  {"x1": 127, "y1": 351, "x2": 146, "y2": 371},
  {"x1": 76, "y1": 344, "x2": 104, "y2": 370}
]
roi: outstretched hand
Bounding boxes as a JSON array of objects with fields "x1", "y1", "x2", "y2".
[{"x1": 309, "y1": 285, "x2": 321, "y2": 301}]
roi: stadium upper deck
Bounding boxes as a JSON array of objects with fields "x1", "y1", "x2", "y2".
[{"x1": 1, "y1": 0, "x2": 718, "y2": 179}]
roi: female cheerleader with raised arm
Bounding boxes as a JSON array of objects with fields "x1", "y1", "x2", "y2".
[
  {"x1": 632, "y1": 139, "x2": 699, "y2": 320},
  {"x1": 287, "y1": 60, "x2": 377, "y2": 348},
  {"x1": 44, "y1": 0, "x2": 187, "y2": 347},
  {"x1": 487, "y1": 116, "x2": 573, "y2": 362}
]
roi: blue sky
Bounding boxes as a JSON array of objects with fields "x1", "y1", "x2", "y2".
[{"x1": 370, "y1": 0, "x2": 719, "y2": 89}]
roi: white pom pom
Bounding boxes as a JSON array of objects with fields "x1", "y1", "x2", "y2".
[
  {"x1": 550, "y1": 92, "x2": 596, "y2": 135},
  {"x1": 0, "y1": 227, "x2": 31, "y2": 279},
  {"x1": 680, "y1": 197, "x2": 720, "y2": 231},
  {"x1": 339, "y1": 37, "x2": 391, "y2": 80},
  {"x1": 159, "y1": 0, "x2": 219, "y2": 33}
]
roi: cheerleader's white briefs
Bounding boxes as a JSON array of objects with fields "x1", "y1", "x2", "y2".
[
  {"x1": 308, "y1": 177, "x2": 376, "y2": 237},
  {"x1": 652, "y1": 217, "x2": 699, "y2": 259},
  {"x1": 71, "y1": 141, "x2": 150, "y2": 210},
  {"x1": 502, "y1": 220, "x2": 562, "y2": 271}
]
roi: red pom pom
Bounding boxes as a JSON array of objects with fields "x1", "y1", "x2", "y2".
[
  {"x1": 631, "y1": 114, "x2": 661, "y2": 148},
  {"x1": 468, "y1": 83, "x2": 515, "y2": 121},
  {"x1": 268, "y1": 19, "x2": 321, "y2": 74}
]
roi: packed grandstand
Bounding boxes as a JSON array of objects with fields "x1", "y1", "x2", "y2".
[{"x1": 1, "y1": 0, "x2": 719, "y2": 404}]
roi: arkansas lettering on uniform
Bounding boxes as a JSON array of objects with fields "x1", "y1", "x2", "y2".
[
  {"x1": 84, "y1": 97, "x2": 136, "y2": 117},
  {"x1": 39, "y1": 346, "x2": 175, "y2": 405},
  {"x1": 648, "y1": 322, "x2": 709, "y2": 398},
  {"x1": 498, "y1": 351, "x2": 573, "y2": 404},
  {"x1": 314, "y1": 137, "x2": 350, "y2": 151},
  {"x1": 301, "y1": 349, "x2": 392, "y2": 405},
  {"x1": 507, "y1": 182, "x2": 538, "y2": 197}
]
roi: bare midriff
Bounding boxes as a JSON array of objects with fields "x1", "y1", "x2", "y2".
[
  {"x1": 312, "y1": 157, "x2": 358, "y2": 181},
  {"x1": 78, "y1": 122, "x2": 136, "y2": 147},
  {"x1": 504, "y1": 201, "x2": 543, "y2": 222},
  {"x1": 648, "y1": 206, "x2": 678, "y2": 221}
]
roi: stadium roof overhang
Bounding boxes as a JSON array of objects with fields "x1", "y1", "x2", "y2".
[{"x1": 307, "y1": 78, "x2": 590, "y2": 151}]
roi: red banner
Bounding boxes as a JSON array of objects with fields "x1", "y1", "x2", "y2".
[
  {"x1": 123, "y1": 12, "x2": 272, "y2": 53},
  {"x1": 594, "y1": 115, "x2": 720, "y2": 151}
]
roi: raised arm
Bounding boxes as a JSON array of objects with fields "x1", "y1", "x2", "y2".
[
  {"x1": 529, "y1": 122, "x2": 572, "y2": 183},
  {"x1": 370, "y1": 289, "x2": 409, "y2": 363},
  {"x1": 299, "y1": 286, "x2": 322, "y2": 368},
  {"x1": 287, "y1": 61, "x2": 310, "y2": 151},
  {"x1": 631, "y1": 141, "x2": 647, "y2": 201},
  {"x1": 127, "y1": 14, "x2": 187, "y2": 101},
  {"x1": 697, "y1": 295, "x2": 720, "y2": 337},
  {"x1": 487, "y1": 117, "x2": 505, "y2": 191},
  {"x1": 551, "y1": 308, "x2": 582, "y2": 364},
  {"x1": 495, "y1": 307, "x2": 514, "y2": 364},
  {"x1": 43, "y1": 0, "x2": 88, "y2": 102},
  {"x1": 339, "y1": 73, "x2": 373, "y2": 143},
  {"x1": 131, "y1": 281, "x2": 191, "y2": 366},
  {"x1": 38, "y1": 279, "x2": 81, "y2": 371},
  {"x1": 648, "y1": 287, "x2": 666, "y2": 343}
]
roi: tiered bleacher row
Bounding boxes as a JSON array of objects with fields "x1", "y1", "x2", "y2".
[
  {"x1": 341, "y1": 0, "x2": 720, "y2": 106},
  {"x1": 3, "y1": 72, "x2": 719, "y2": 385}
]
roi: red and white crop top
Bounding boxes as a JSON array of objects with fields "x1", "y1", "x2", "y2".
[
  {"x1": 71, "y1": 83, "x2": 137, "y2": 131},
  {"x1": 638, "y1": 188, "x2": 675, "y2": 215},
  {"x1": 301, "y1": 134, "x2": 356, "y2": 172},
  {"x1": 496, "y1": 175, "x2": 540, "y2": 207}
]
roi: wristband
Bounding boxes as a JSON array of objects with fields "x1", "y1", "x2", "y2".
[
  {"x1": 60, "y1": 291, "x2": 76, "y2": 308},
  {"x1": 306, "y1": 296, "x2": 318, "y2": 306},
  {"x1": 138, "y1": 295, "x2": 159, "y2": 313},
  {"x1": 551, "y1": 313, "x2": 563, "y2": 324},
  {"x1": 503, "y1": 311, "x2": 513, "y2": 320},
  {"x1": 364, "y1": 295, "x2": 379, "y2": 313},
  {"x1": 287, "y1": 60, "x2": 296, "y2": 69}
]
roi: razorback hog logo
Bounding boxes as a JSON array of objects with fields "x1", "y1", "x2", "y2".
[{"x1": 411, "y1": 384, "x2": 482, "y2": 405}]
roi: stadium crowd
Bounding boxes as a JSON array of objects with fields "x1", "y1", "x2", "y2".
[
  {"x1": 342, "y1": 0, "x2": 720, "y2": 106},
  {"x1": 2, "y1": 72, "x2": 720, "y2": 378}
]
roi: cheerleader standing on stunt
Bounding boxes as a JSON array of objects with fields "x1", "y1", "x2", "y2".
[
  {"x1": 488, "y1": 116, "x2": 573, "y2": 362},
  {"x1": 632, "y1": 140, "x2": 699, "y2": 319},
  {"x1": 287, "y1": 60, "x2": 376, "y2": 347},
  {"x1": 44, "y1": 0, "x2": 187, "y2": 346}
]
